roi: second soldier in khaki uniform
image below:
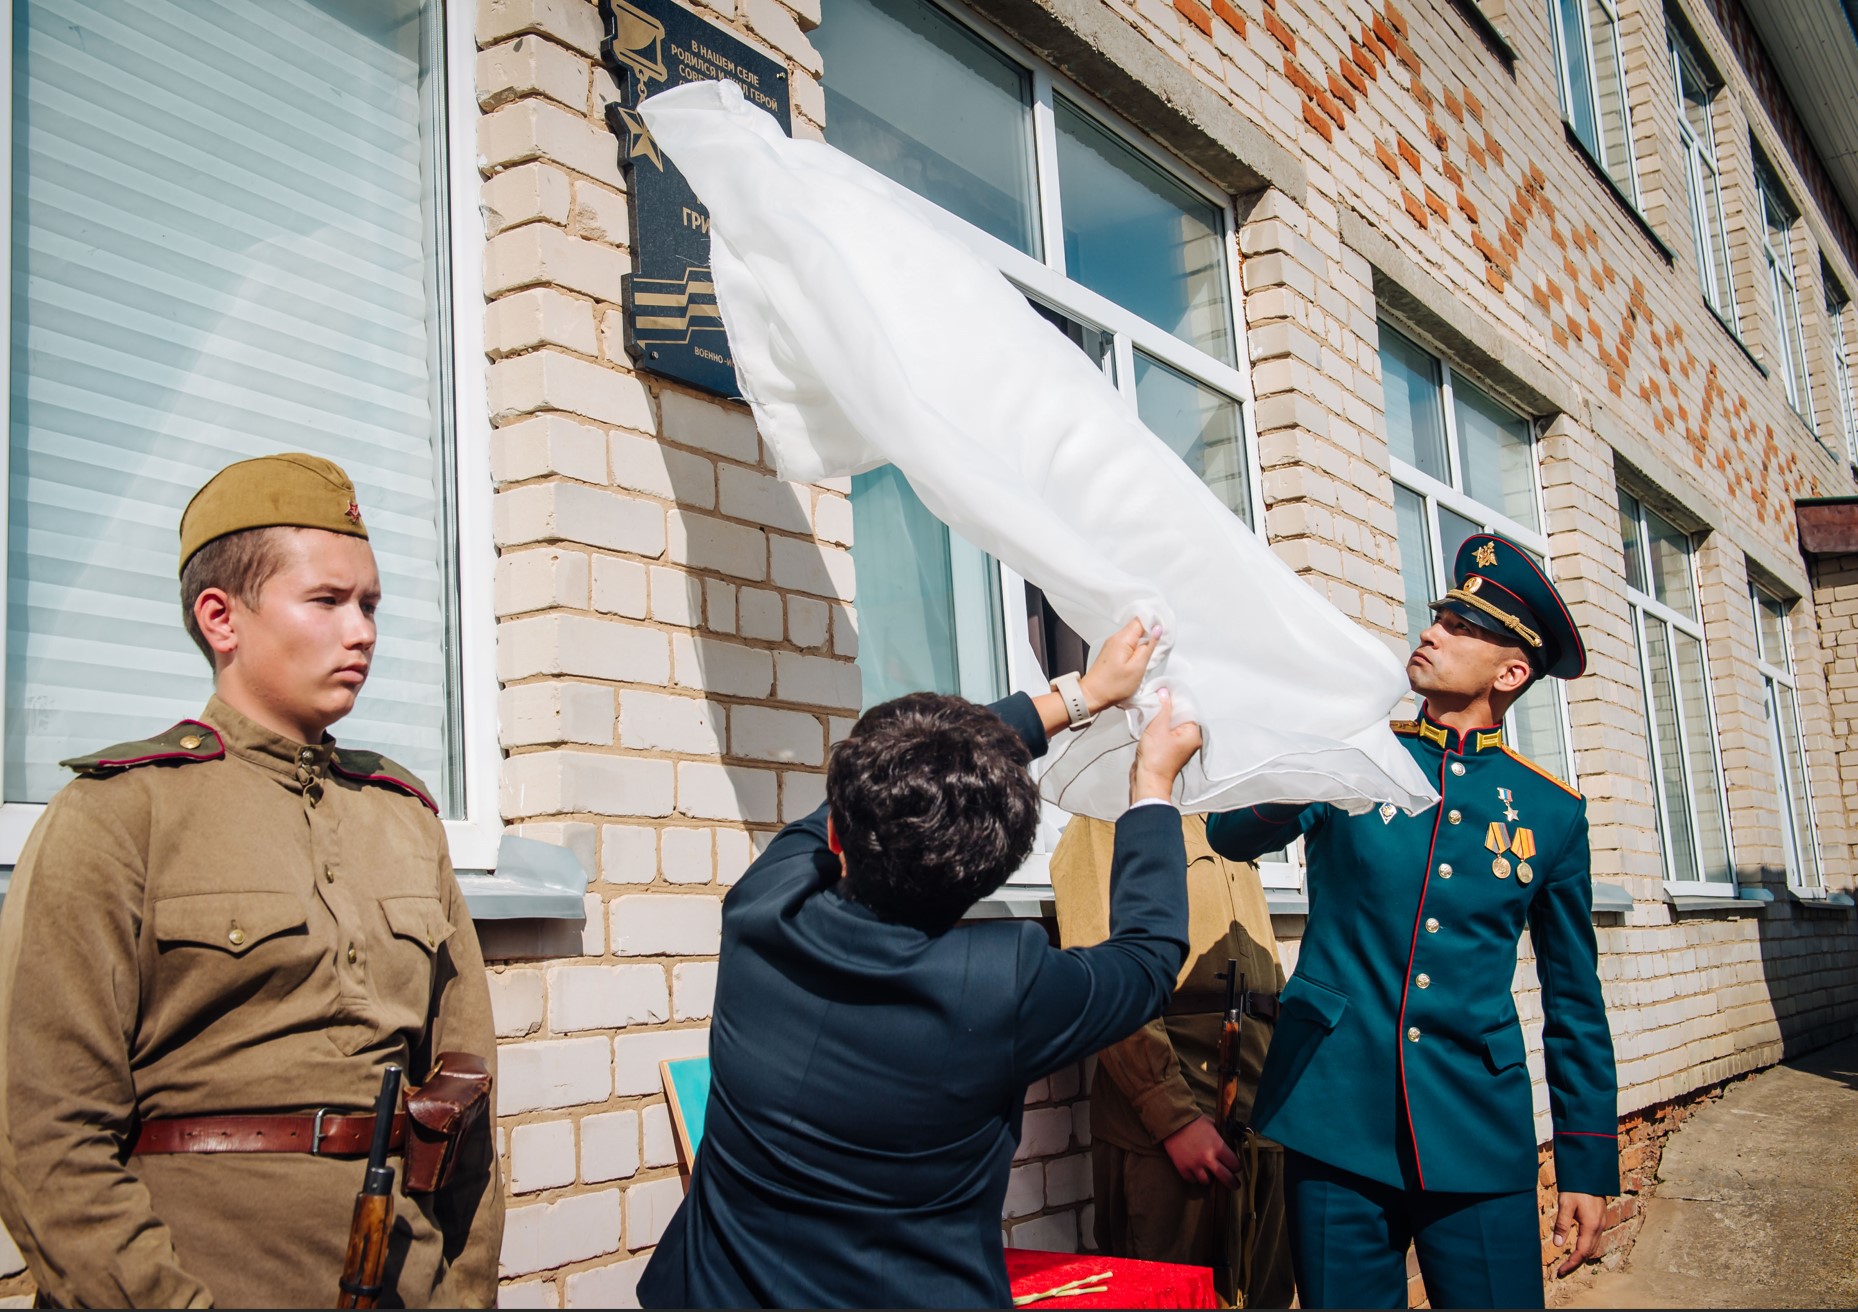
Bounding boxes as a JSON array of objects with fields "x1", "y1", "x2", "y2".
[
  {"x1": 1052, "y1": 814, "x2": 1294, "y2": 1308},
  {"x1": 0, "y1": 454, "x2": 502, "y2": 1307}
]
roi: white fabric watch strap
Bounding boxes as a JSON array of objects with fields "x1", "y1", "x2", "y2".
[{"x1": 1051, "y1": 671, "x2": 1095, "y2": 729}]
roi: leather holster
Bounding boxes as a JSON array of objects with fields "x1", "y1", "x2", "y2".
[{"x1": 402, "y1": 1052, "x2": 491, "y2": 1194}]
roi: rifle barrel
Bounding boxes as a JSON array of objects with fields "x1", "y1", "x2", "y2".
[{"x1": 361, "y1": 1066, "x2": 403, "y2": 1197}]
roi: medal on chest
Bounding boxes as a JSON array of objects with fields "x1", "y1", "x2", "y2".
[{"x1": 1486, "y1": 813, "x2": 1537, "y2": 883}]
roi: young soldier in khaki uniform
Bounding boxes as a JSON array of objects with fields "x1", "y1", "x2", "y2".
[
  {"x1": 0, "y1": 455, "x2": 502, "y2": 1308},
  {"x1": 1051, "y1": 815, "x2": 1293, "y2": 1308}
]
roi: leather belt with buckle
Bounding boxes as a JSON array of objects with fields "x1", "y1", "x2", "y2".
[{"x1": 129, "y1": 1110, "x2": 408, "y2": 1157}]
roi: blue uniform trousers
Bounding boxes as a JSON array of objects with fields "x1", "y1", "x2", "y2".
[{"x1": 1284, "y1": 1150, "x2": 1543, "y2": 1310}]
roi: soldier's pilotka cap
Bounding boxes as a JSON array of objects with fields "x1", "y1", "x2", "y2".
[
  {"x1": 1430, "y1": 531, "x2": 1586, "y2": 680},
  {"x1": 178, "y1": 453, "x2": 368, "y2": 574}
]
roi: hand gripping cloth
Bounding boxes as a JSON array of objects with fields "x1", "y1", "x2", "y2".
[{"x1": 640, "y1": 81, "x2": 1437, "y2": 819}]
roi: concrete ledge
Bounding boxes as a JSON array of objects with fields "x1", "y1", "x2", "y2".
[{"x1": 962, "y1": 0, "x2": 1305, "y2": 201}]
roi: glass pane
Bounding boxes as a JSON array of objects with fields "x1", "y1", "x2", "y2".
[
  {"x1": 1618, "y1": 490, "x2": 1646, "y2": 591},
  {"x1": 8, "y1": 0, "x2": 458, "y2": 807},
  {"x1": 1557, "y1": 0, "x2": 1599, "y2": 155},
  {"x1": 1644, "y1": 507, "x2": 1696, "y2": 617},
  {"x1": 1754, "y1": 590, "x2": 1789, "y2": 669},
  {"x1": 1508, "y1": 679, "x2": 1572, "y2": 781},
  {"x1": 1453, "y1": 377, "x2": 1537, "y2": 529},
  {"x1": 1701, "y1": 160, "x2": 1735, "y2": 315},
  {"x1": 1776, "y1": 684, "x2": 1821, "y2": 886},
  {"x1": 1437, "y1": 505, "x2": 1482, "y2": 577},
  {"x1": 1133, "y1": 352, "x2": 1250, "y2": 525},
  {"x1": 1641, "y1": 620, "x2": 1700, "y2": 882},
  {"x1": 1052, "y1": 97, "x2": 1232, "y2": 363},
  {"x1": 817, "y1": 0, "x2": 1038, "y2": 255},
  {"x1": 849, "y1": 465, "x2": 960, "y2": 707},
  {"x1": 1587, "y1": 0, "x2": 1633, "y2": 196},
  {"x1": 1673, "y1": 629, "x2": 1731, "y2": 882},
  {"x1": 1394, "y1": 484, "x2": 1435, "y2": 650},
  {"x1": 1676, "y1": 47, "x2": 1714, "y2": 149},
  {"x1": 1379, "y1": 327, "x2": 1449, "y2": 481}
]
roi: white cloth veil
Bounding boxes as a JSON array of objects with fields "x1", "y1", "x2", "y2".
[{"x1": 641, "y1": 81, "x2": 1437, "y2": 819}]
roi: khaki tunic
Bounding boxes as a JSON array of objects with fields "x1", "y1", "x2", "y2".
[
  {"x1": 1051, "y1": 814, "x2": 1290, "y2": 1306},
  {"x1": 0, "y1": 696, "x2": 502, "y2": 1308}
]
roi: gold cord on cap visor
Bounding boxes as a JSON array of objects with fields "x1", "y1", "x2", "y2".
[{"x1": 1441, "y1": 586, "x2": 1543, "y2": 649}]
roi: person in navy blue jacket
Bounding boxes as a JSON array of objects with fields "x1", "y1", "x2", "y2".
[
  {"x1": 1207, "y1": 534, "x2": 1618, "y2": 1309},
  {"x1": 639, "y1": 619, "x2": 1202, "y2": 1309}
]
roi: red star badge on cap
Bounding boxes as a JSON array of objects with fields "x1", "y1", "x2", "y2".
[{"x1": 345, "y1": 501, "x2": 361, "y2": 523}]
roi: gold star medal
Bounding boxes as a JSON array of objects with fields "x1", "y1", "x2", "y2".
[
  {"x1": 1486, "y1": 820, "x2": 1512, "y2": 878},
  {"x1": 1512, "y1": 828, "x2": 1537, "y2": 883}
]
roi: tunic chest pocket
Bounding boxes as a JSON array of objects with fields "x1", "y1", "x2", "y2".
[
  {"x1": 381, "y1": 896, "x2": 455, "y2": 956},
  {"x1": 154, "y1": 892, "x2": 307, "y2": 955}
]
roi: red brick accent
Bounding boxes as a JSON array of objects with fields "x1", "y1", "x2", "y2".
[
  {"x1": 1302, "y1": 99, "x2": 1334, "y2": 141},
  {"x1": 1263, "y1": 6, "x2": 1296, "y2": 52},
  {"x1": 1375, "y1": 139, "x2": 1402, "y2": 177},
  {"x1": 1329, "y1": 70, "x2": 1358, "y2": 112},
  {"x1": 1210, "y1": 0, "x2": 1246, "y2": 35},
  {"x1": 1401, "y1": 188, "x2": 1428, "y2": 228},
  {"x1": 1174, "y1": 0, "x2": 1213, "y2": 37},
  {"x1": 1396, "y1": 135, "x2": 1422, "y2": 172}
]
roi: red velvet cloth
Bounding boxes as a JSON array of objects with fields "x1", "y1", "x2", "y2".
[{"x1": 1004, "y1": 1247, "x2": 1217, "y2": 1309}]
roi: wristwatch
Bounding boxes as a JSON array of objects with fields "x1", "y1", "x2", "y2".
[{"x1": 1051, "y1": 671, "x2": 1096, "y2": 730}]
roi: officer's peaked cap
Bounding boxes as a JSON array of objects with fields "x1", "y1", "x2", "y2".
[{"x1": 1430, "y1": 532, "x2": 1586, "y2": 680}]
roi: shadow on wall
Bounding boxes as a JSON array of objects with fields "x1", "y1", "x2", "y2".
[{"x1": 478, "y1": 386, "x2": 859, "y2": 963}]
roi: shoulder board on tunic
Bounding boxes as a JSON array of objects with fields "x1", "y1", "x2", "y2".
[
  {"x1": 1389, "y1": 718, "x2": 1420, "y2": 735},
  {"x1": 60, "y1": 720, "x2": 225, "y2": 777},
  {"x1": 329, "y1": 748, "x2": 440, "y2": 815},
  {"x1": 1498, "y1": 745, "x2": 1582, "y2": 799}
]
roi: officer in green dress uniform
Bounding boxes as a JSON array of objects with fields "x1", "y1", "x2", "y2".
[{"x1": 1206, "y1": 533, "x2": 1617, "y2": 1309}]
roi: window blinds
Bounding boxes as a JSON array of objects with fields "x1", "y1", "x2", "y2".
[{"x1": 7, "y1": 0, "x2": 457, "y2": 807}]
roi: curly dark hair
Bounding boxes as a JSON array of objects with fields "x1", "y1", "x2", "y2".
[{"x1": 827, "y1": 693, "x2": 1041, "y2": 934}]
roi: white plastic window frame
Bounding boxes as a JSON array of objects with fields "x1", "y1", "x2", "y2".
[
  {"x1": 1750, "y1": 583, "x2": 1824, "y2": 893},
  {"x1": 1756, "y1": 167, "x2": 1815, "y2": 427},
  {"x1": 1827, "y1": 290, "x2": 1858, "y2": 467},
  {"x1": 1620, "y1": 495, "x2": 1736, "y2": 895},
  {"x1": 838, "y1": 0, "x2": 1271, "y2": 885},
  {"x1": 0, "y1": 0, "x2": 502, "y2": 872},
  {"x1": 1381, "y1": 320, "x2": 1578, "y2": 785},
  {"x1": 1548, "y1": 0, "x2": 1640, "y2": 204},
  {"x1": 1669, "y1": 28, "x2": 1735, "y2": 324}
]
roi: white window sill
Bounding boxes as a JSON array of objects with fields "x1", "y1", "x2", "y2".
[{"x1": 0, "y1": 829, "x2": 585, "y2": 923}]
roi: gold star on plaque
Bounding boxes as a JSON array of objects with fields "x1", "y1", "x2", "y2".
[
  {"x1": 614, "y1": 103, "x2": 663, "y2": 170},
  {"x1": 1474, "y1": 541, "x2": 1499, "y2": 568}
]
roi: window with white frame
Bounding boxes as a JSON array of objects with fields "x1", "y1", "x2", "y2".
[
  {"x1": 1824, "y1": 274, "x2": 1857, "y2": 465},
  {"x1": 1751, "y1": 583, "x2": 1822, "y2": 892},
  {"x1": 816, "y1": 0, "x2": 1268, "y2": 878},
  {"x1": 1669, "y1": 24, "x2": 1735, "y2": 322},
  {"x1": 1618, "y1": 489, "x2": 1733, "y2": 889},
  {"x1": 818, "y1": 0, "x2": 1256, "y2": 701},
  {"x1": 1755, "y1": 158, "x2": 1814, "y2": 426},
  {"x1": 1548, "y1": 0, "x2": 1638, "y2": 204},
  {"x1": 1, "y1": 0, "x2": 498, "y2": 867},
  {"x1": 1379, "y1": 323, "x2": 1573, "y2": 780}
]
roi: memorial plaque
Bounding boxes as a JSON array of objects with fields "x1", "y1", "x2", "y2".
[{"x1": 600, "y1": 0, "x2": 793, "y2": 398}]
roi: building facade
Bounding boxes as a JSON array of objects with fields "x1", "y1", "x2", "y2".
[{"x1": 0, "y1": 0, "x2": 1855, "y2": 1304}]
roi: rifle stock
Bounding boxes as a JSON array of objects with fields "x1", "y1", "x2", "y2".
[{"x1": 337, "y1": 1065, "x2": 403, "y2": 1311}]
